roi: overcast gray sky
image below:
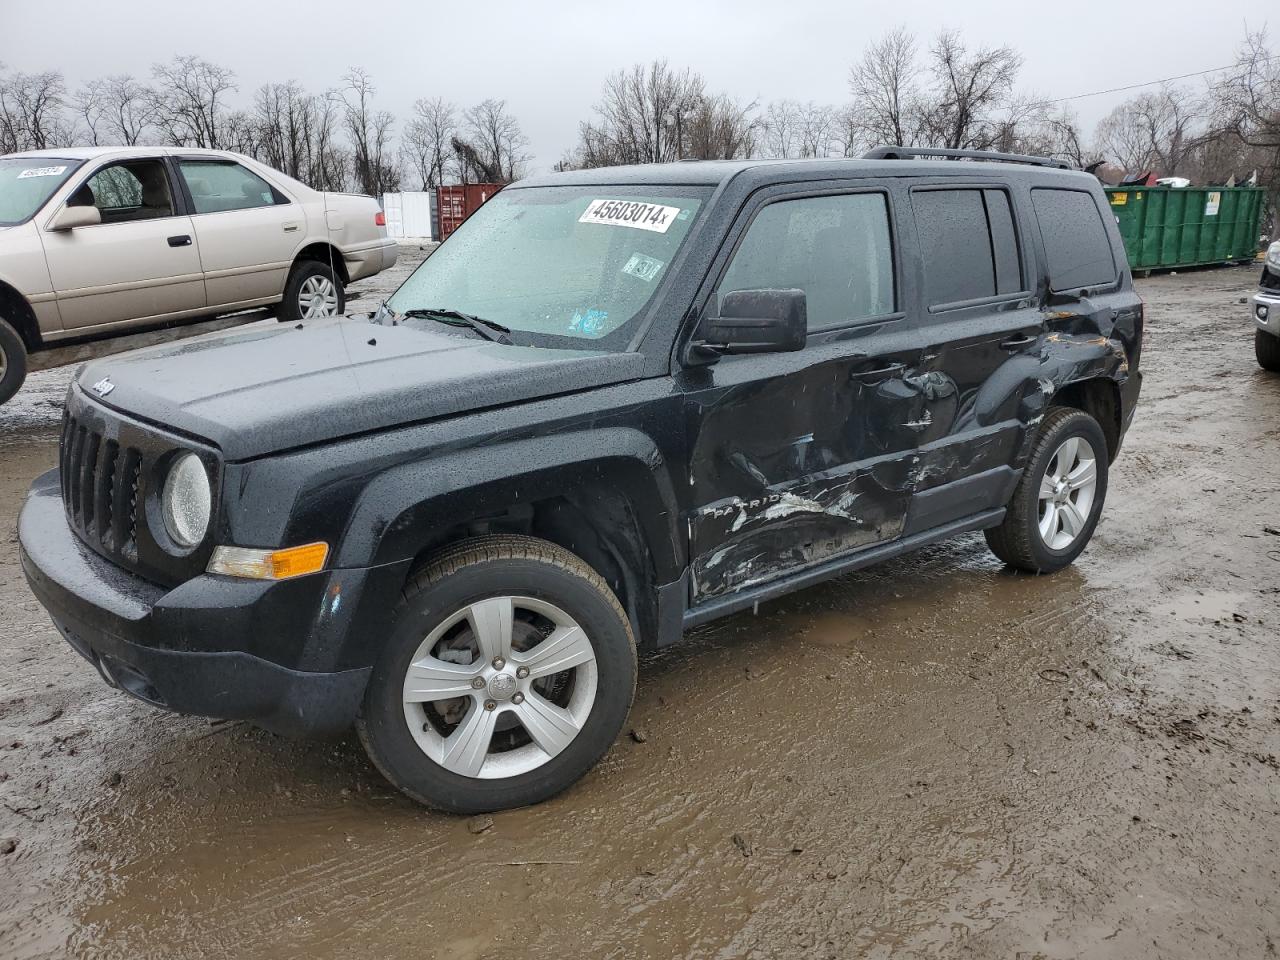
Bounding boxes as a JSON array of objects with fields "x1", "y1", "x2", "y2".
[{"x1": 2, "y1": 0, "x2": 1265, "y2": 171}]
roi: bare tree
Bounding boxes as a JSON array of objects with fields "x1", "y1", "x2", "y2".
[
  {"x1": 1210, "y1": 28, "x2": 1279, "y2": 220},
  {"x1": 762, "y1": 99, "x2": 799, "y2": 158},
  {"x1": 1095, "y1": 85, "x2": 1203, "y2": 174},
  {"x1": 341, "y1": 68, "x2": 399, "y2": 195},
  {"x1": 150, "y1": 55, "x2": 236, "y2": 148},
  {"x1": 402, "y1": 96, "x2": 457, "y2": 189},
  {"x1": 0, "y1": 68, "x2": 72, "y2": 152},
  {"x1": 455, "y1": 98, "x2": 528, "y2": 183},
  {"x1": 849, "y1": 26, "x2": 920, "y2": 148},
  {"x1": 920, "y1": 30, "x2": 1022, "y2": 150},
  {"x1": 76, "y1": 75, "x2": 156, "y2": 146},
  {"x1": 682, "y1": 93, "x2": 758, "y2": 161},
  {"x1": 575, "y1": 60, "x2": 706, "y2": 166}
]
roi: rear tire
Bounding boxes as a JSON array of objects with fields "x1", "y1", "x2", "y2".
[
  {"x1": 357, "y1": 535, "x2": 637, "y2": 814},
  {"x1": 985, "y1": 407, "x2": 1109, "y2": 573},
  {"x1": 279, "y1": 260, "x2": 345, "y2": 322},
  {"x1": 0, "y1": 318, "x2": 28, "y2": 406},
  {"x1": 1256, "y1": 329, "x2": 1280, "y2": 372}
]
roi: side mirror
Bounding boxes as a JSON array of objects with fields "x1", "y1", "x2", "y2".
[
  {"x1": 49, "y1": 205, "x2": 102, "y2": 231},
  {"x1": 694, "y1": 289, "x2": 807, "y2": 356}
]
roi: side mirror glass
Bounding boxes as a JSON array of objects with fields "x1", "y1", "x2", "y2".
[
  {"x1": 695, "y1": 288, "x2": 807, "y2": 355},
  {"x1": 49, "y1": 205, "x2": 102, "y2": 231}
]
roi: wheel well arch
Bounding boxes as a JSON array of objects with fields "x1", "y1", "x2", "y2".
[
  {"x1": 292, "y1": 243, "x2": 349, "y2": 286},
  {"x1": 404, "y1": 488, "x2": 662, "y2": 651},
  {"x1": 0, "y1": 280, "x2": 41, "y2": 350},
  {"x1": 1051, "y1": 378, "x2": 1121, "y2": 461}
]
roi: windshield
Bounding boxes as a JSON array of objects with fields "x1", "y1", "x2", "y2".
[
  {"x1": 387, "y1": 184, "x2": 710, "y2": 347},
  {"x1": 0, "y1": 158, "x2": 81, "y2": 226}
]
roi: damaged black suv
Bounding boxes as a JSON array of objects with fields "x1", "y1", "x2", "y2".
[{"x1": 20, "y1": 147, "x2": 1143, "y2": 813}]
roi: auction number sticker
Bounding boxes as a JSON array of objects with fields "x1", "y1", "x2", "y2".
[
  {"x1": 17, "y1": 166, "x2": 67, "y2": 179},
  {"x1": 580, "y1": 199, "x2": 680, "y2": 233}
]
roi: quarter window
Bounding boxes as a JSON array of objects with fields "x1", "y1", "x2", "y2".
[
  {"x1": 1031, "y1": 188, "x2": 1117, "y2": 291},
  {"x1": 178, "y1": 160, "x2": 282, "y2": 214},
  {"x1": 913, "y1": 188, "x2": 1024, "y2": 307},
  {"x1": 717, "y1": 192, "x2": 895, "y2": 329}
]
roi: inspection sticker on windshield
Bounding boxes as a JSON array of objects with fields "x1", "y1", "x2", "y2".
[
  {"x1": 17, "y1": 166, "x2": 67, "y2": 179},
  {"x1": 622, "y1": 253, "x2": 664, "y2": 282},
  {"x1": 580, "y1": 199, "x2": 680, "y2": 233}
]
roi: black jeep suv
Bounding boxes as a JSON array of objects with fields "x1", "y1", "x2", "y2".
[{"x1": 20, "y1": 148, "x2": 1143, "y2": 813}]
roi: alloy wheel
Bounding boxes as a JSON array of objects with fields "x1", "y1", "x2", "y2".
[
  {"x1": 1037, "y1": 435, "x2": 1098, "y2": 550},
  {"x1": 401, "y1": 596, "x2": 598, "y2": 779}
]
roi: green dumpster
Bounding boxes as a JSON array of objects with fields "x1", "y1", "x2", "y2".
[{"x1": 1103, "y1": 185, "x2": 1264, "y2": 272}]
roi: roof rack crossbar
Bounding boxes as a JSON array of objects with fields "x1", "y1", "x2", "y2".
[{"x1": 862, "y1": 145, "x2": 1071, "y2": 170}]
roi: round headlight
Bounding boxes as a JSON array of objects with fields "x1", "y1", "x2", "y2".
[
  {"x1": 161, "y1": 453, "x2": 211, "y2": 548},
  {"x1": 1267, "y1": 240, "x2": 1280, "y2": 270}
]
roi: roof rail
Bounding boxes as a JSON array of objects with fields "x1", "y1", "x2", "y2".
[{"x1": 862, "y1": 145, "x2": 1071, "y2": 170}]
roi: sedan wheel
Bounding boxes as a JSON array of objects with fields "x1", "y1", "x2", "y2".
[
  {"x1": 298, "y1": 275, "x2": 339, "y2": 319},
  {"x1": 1036, "y1": 435, "x2": 1098, "y2": 550},
  {"x1": 402, "y1": 596, "x2": 599, "y2": 779}
]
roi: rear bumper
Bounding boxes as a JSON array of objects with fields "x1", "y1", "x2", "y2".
[
  {"x1": 1252, "y1": 291, "x2": 1279, "y2": 335},
  {"x1": 17, "y1": 469, "x2": 395, "y2": 737},
  {"x1": 344, "y1": 239, "x2": 399, "y2": 282}
]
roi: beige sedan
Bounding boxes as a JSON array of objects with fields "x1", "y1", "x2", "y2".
[{"x1": 0, "y1": 147, "x2": 398, "y2": 404}]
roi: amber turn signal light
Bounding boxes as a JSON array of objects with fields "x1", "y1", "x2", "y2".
[{"x1": 207, "y1": 542, "x2": 330, "y2": 580}]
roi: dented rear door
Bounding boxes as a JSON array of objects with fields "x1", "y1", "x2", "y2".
[{"x1": 894, "y1": 182, "x2": 1046, "y2": 536}]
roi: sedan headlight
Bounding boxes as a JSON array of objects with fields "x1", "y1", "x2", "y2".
[
  {"x1": 161, "y1": 453, "x2": 211, "y2": 548},
  {"x1": 1267, "y1": 241, "x2": 1280, "y2": 270}
]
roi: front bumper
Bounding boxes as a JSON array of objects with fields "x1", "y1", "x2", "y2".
[
  {"x1": 17, "y1": 469, "x2": 399, "y2": 737},
  {"x1": 1252, "y1": 290, "x2": 1280, "y2": 335}
]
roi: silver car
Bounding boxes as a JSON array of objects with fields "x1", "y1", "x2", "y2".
[
  {"x1": 1254, "y1": 239, "x2": 1280, "y2": 372},
  {"x1": 0, "y1": 147, "x2": 398, "y2": 404}
]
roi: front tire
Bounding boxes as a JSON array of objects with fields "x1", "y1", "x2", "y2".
[
  {"x1": 357, "y1": 535, "x2": 637, "y2": 814},
  {"x1": 279, "y1": 260, "x2": 345, "y2": 322},
  {"x1": 0, "y1": 318, "x2": 29, "y2": 406},
  {"x1": 986, "y1": 407, "x2": 1109, "y2": 573},
  {"x1": 1257, "y1": 329, "x2": 1280, "y2": 372}
]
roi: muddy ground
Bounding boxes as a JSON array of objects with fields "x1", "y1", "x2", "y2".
[{"x1": 1, "y1": 259, "x2": 1278, "y2": 960}]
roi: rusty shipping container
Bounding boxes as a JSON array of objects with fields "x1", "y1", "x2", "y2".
[{"x1": 436, "y1": 183, "x2": 504, "y2": 240}]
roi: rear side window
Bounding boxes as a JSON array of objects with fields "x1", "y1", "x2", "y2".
[
  {"x1": 1031, "y1": 188, "x2": 1116, "y2": 291},
  {"x1": 178, "y1": 160, "x2": 283, "y2": 214},
  {"x1": 717, "y1": 192, "x2": 895, "y2": 329},
  {"x1": 912, "y1": 188, "x2": 1024, "y2": 308}
]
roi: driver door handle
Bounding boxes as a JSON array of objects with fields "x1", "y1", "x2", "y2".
[{"x1": 167, "y1": 235, "x2": 192, "y2": 247}]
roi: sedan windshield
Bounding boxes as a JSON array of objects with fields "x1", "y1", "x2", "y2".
[
  {"x1": 0, "y1": 158, "x2": 81, "y2": 226},
  {"x1": 387, "y1": 184, "x2": 710, "y2": 347}
]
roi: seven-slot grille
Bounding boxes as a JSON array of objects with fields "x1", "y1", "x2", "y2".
[{"x1": 59, "y1": 411, "x2": 143, "y2": 564}]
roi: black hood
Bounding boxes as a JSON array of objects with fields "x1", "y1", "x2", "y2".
[{"x1": 77, "y1": 316, "x2": 645, "y2": 460}]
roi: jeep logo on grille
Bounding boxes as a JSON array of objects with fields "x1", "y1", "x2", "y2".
[{"x1": 91, "y1": 377, "x2": 115, "y2": 398}]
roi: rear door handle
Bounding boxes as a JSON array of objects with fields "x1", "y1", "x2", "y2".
[
  {"x1": 283, "y1": 221, "x2": 300, "y2": 233},
  {"x1": 850, "y1": 362, "x2": 906, "y2": 382},
  {"x1": 167, "y1": 235, "x2": 192, "y2": 247},
  {"x1": 999, "y1": 334, "x2": 1038, "y2": 350}
]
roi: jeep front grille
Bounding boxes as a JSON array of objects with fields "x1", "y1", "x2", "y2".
[{"x1": 60, "y1": 412, "x2": 143, "y2": 564}]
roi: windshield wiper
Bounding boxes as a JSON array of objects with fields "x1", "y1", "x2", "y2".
[{"x1": 401, "y1": 307, "x2": 513, "y2": 344}]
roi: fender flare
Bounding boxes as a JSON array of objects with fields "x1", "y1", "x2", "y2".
[{"x1": 335, "y1": 426, "x2": 685, "y2": 583}]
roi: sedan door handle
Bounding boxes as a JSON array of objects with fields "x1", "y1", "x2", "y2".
[
  {"x1": 283, "y1": 221, "x2": 300, "y2": 233},
  {"x1": 999, "y1": 334, "x2": 1038, "y2": 350},
  {"x1": 167, "y1": 235, "x2": 192, "y2": 247}
]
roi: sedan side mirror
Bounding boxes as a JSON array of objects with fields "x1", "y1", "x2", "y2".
[
  {"x1": 693, "y1": 289, "x2": 807, "y2": 356},
  {"x1": 49, "y1": 205, "x2": 102, "y2": 231}
]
